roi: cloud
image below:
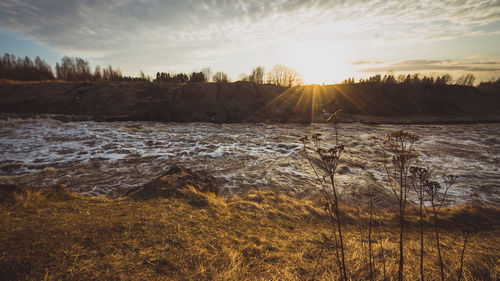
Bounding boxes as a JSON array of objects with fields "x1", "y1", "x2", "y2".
[
  {"x1": 359, "y1": 59, "x2": 500, "y2": 73},
  {"x1": 350, "y1": 61, "x2": 372, "y2": 65},
  {"x1": 349, "y1": 61, "x2": 385, "y2": 65},
  {"x1": 0, "y1": 0, "x2": 499, "y2": 76}
]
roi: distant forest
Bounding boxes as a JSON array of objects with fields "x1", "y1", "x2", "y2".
[{"x1": 1, "y1": 53, "x2": 499, "y2": 87}]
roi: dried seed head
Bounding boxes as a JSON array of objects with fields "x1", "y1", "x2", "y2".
[
  {"x1": 424, "y1": 180, "x2": 442, "y2": 196},
  {"x1": 326, "y1": 110, "x2": 342, "y2": 123},
  {"x1": 312, "y1": 133, "x2": 322, "y2": 140}
]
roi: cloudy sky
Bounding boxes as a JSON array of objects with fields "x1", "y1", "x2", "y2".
[{"x1": 1, "y1": 0, "x2": 499, "y2": 84}]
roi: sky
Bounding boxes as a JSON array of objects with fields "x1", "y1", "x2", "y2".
[{"x1": 1, "y1": 0, "x2": 500, "y2": 84}]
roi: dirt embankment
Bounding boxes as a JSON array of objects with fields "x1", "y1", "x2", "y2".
[{"x1": 0, "y1": 81, "x2": 499, "y2": 123}]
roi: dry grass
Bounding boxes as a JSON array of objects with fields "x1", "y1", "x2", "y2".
[
  {"x1": 10, "y1": 187, "x2": 44, "y2": 207},
  {"x1": 0, "y1": 188, "x2": 498, "y2": 280}
]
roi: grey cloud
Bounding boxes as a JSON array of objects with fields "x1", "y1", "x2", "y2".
[
  {"x1": 1, "y1": 0, "x2": 499, "y2": 73},
  {"x1": 359, "y1": 60, "x2": 500, "y2": 73},
  {"x1": 2, "y1": 1, "x2": 499, "y2": 46}
]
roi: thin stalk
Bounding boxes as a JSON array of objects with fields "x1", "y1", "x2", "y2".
[
  {"x1": 302, "y1": 145, "x2": 342, "y2": 276},
  {"x1": 327, "y1": 204, "x2": 343, "y2": 276},
  {"x1": 368, "y1": 196, "x2": 374, "y2": 281},
  {"x1": 398, "y1": 162, "x2": 405, "y2": 281},
  {"x1": 419, "y1": 191, "x2": 424, "y2": 281},
  {"x1": 330, "y1": 174, "x2": 347, "y2": 281},
  {"x1": 311, "y1": 235, "x2": 329, "y2": 281},
  {"x1": 431, "y1": 206, "x2": 445, "y2": 281},
  {"x1": 377, "y1": 224, "x2": 387, "y2": 281},
  {"x1": 457, "y1": 233, "x2": 468, "y2": 281}
]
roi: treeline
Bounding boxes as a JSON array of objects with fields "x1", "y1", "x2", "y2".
[
  {"x1": 155, "y1": 67, "x2": 229, "y2": 83},
  {"x1": 155, "y1": 71, "x2": 232, "y2": 83},
  {"x1": 238, "y1": 65, "x2": 302, "y2": 87},
  {"x1": 3, "y1": 53, "x2": 497, "y2": 88},
  {"x1": 0, "y1": 53, "x2": 149, "y2": 82},
  {"x1": 0, "y1": 53, "x2": 55, "y2": 81},
  {"x1": 478, "y1": 77, "x2": 500, "y2": 88},
  {"x1": 154, "y1": 65, "x2": 301, "y2": 87},
  {"x1": 343, "y1": 73, "x2": 479, "y2": 86},
  {"x1": 55, "y1": 56, "x2": 130, "y2": 82}
]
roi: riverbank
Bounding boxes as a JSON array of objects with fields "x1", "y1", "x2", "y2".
[
  {"x1": 1, "y1": 184, "x2": 499, "y2": 280},
  {"x1": 1, "y1": 81, "x2": 499, "y2": 124}
]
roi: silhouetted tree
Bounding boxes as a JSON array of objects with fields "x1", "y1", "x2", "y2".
[
  {"x1": 34, "y1": 56, "x2": 54, "y2": 80},
  {"x1": 238, "y1": 73, "x2": 250, "y2": 81},
  {"x1": 94, "y1": 65, "x2": 102, "y2": 80},
  {"x1": 175, "y1": 73, "x2": 189, "y2": 83},
  {"x1": 342, "y1": 77, "x2": 355, "y2": 84},
  {"x1": 358, "y1": 73, "x2": 454, "y2": 86},
  {"x1": 56, "y1": 56, "x2": 110, "y2": 81},
  {"x1": 382, "y1": 75, "x2": 396, "y2": 84},
  {"x1": 456, "y1": 74, "x2": 476, "y2": 86},
  {"x1": 155, "y1": 72, "x2": 189, "y2": 83},
  {"x1": 249, "y1": 66, "x2": 265, "y2": 84},
  {"x1": 478, "y1": 77, "x2": 500, "y2": 88},
  {"x1": 213, "y1": 71, "x2": 229, "y2": 83},
  {"x1": 102, "y1": 65, "x2": 123, "y2": 81},
  {"x1": 0, "y1": 53, "x2": 54, "y2": 81},
  {"x1": 201, "y1": 67, "x2": 212, "y2": 82},
  {"x1": 396, "y1": 74, "x2": 406, "y2": 83},
  {"x1": 58, "y1": 56, "x2": 76, "y2": 80},
  {"x1": 368, "y1": 74, "x2": 382, "y2": 83},
  {"x1": 189, "y1": 72, "x2": 206, "y2": 83},
  {"x1": 267, "y1": 64, "x2": 300, "y2": 87},
  {"x1": 411, "y1": 73, "x2": 421, "y2": 84},
  {"x1": 435, "y1": 74, "x2": 452, "y2": 85},
  {"x1": 75, "y1": 57, "x2": 91, "y2": 81}
]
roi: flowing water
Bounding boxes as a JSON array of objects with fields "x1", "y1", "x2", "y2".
[{"x1": 1, "y1": 118, "x2": 499, "y2": 206}]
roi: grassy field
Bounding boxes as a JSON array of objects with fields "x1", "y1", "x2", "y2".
[{"x1": 1, "y1": 187, "x2": 499, "y2": 280}]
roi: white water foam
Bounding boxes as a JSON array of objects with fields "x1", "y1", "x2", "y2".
[{"x1": 1, "y1": 118, "x2": 499, "y2": 205}]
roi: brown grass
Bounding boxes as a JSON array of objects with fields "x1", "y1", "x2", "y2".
[
  {"x1": 0, "y1": 188, "x2": 498, "y2": 280},
  {"x1": 11, "y1": 186, "x2": 44, "y2": 207}
]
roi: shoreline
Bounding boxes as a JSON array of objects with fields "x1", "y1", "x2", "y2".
[{"x1": 2, "y1": 112, "x2": 500, "y2": 125}]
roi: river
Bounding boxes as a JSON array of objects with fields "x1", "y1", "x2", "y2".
[{"x1": 1, "y1": 118, "x2": 499, "y2": 206}]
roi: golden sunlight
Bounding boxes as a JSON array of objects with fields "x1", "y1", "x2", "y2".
[{"x1": 288, "y1": 43, "x2": 355, "y2": 84}]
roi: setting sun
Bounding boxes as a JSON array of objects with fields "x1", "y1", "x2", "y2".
[{"x1": 287, "y1": 42, "x2": 353, "y2": 84}]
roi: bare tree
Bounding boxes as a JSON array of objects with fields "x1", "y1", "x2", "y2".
[
  {"x1": 213, "y1": 71, "x2": 229, "y2": 83},
  {"x1": 238, "y1": 73, "x2": 250, "y2": 82},
  {"x1": 75, "y1": 57, "x2": 91, "y2": 81},
  {"x1": 102, "y1": 65, "x2": 123, "y2": 81},
  {"x1": 267, "y1": 64, "x2": 300, "y2": 87},
  {"x1": 94, "y1": 65, "x2": 102, "y2": 80},
  {"x1": 435, "y1": 74, "x2": 452, "y2": 85},
  {"x1": 249, "y1": 66, "x2": 265, "y2": 84},
  {"x1": 57, "y1": 56, "x2": 93, "y2": 81},
  {"x1": 456, "y1": 74, "x2": 475, "y2": 86},
  {"x1": 0, "y1": 53, "x2": 54, "y2": 81},
  {"x1": 201, "y1": 67, "x2": 212, "y2": 83},
  {"x1": 59, "y1": 56, "x2": 75, "y2": 80}
]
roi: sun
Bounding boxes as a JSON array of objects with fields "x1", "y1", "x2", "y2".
[{"x1": 287, "y1": 42, "x2": 353, "y2": 85}]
